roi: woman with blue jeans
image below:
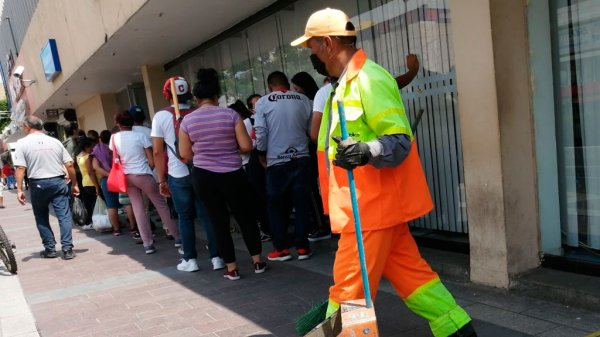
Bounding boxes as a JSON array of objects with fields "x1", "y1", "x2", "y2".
[
  {"x1": 167, "y1": 174, "x2": 223, "y2": 270},
  {"x1": 150, "y1": 77, "x2": 224, "y2": 272}
]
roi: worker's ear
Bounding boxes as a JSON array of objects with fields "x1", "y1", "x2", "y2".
[{"x1": 323, "y1": 36, "x2": 334, "y2": 52}]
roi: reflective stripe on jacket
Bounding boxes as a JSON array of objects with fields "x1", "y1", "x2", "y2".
[{"x1": 317, "y1": 49, "x2": 433, "y2": 233}]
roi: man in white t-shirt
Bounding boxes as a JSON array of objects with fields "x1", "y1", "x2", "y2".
[
  {"x1": 151, "y1": 76, "x2": 224, "y2": 272},
  {"x1": 14, "y1": 116, "x2": 80, "y2": 260}
]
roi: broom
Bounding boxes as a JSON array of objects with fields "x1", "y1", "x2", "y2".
[
  {"x1": 295, "y1": 100, "x2": 378, "y2": 336},
  {"x1": 295, "y1": 300, "x2": 329, "y2": 335}
]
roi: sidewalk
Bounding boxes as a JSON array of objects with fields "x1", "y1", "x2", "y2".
[{"x1": 0, "y1": 189, "x2": 599, "y2": 337}]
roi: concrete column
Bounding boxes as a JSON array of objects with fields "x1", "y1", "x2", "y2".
[
  {"x1": 450, "y1": 0, "x2": 540, "y2": 288},
  {"x1": 76, "y1": 93, "x2": 118, "y2": 131},
  {"x1": 100, "y1": 94, "x2": 118, "y2": 129},
  {"x1": 141, "y1": 65, "x2": 168, "y2": 119}
]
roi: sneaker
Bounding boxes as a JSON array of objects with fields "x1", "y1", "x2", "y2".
[
  {"x1": 177, "y1": 258, "x2": 199, "y2": 272},
  {"x1": 223, "y1": 269, "x2": 240, "y2": 280},
  {"x1": 81, "y1": 224, "x2": 93, "y2": 231},
  {"x1": 165, "y1": 234, "x2": 175, "y2": 241},
  {"x1": 40, "y1": 249, "x2": 58, "y2": 258},
  {"x1": 178, "y1": 247, "x2": 184, "y2": 255},
  {"x1": 297, "y1": 248, "x2": 312, "y2": 260},
  {"x1": 211, "y1": 257, "x2": 225, "y2": 270},
  {"x1": 144, "y1": 245, "x2": 156, "y2": 254},
  {"x1": 174, "y1": 239, "x2": 182, "y2": 248},
  {"x1": 308, "y1": 230, "x2": 332, "y2": 242},
  {"x1": 253, "y1": 261, "x2": 267, "y2": 274},
  {"x1": 63, "y1": 249, "x2": 76, "y2": 260},
  {"x1": 260, "y1": 231, "x2": 271, "y2": 242},
  {"x1": 132, "y1": 232, "x2": 143, "y2": 244},
  {"x1": 267, "y1": 249, "x2": 292, "y2": 261}
]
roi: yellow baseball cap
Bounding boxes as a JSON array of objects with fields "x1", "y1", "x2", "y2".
[{"x1": 291, "y1": 8, "x2": 356, "y2": 47}]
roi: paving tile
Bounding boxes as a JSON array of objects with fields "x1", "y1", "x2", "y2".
[
  {"x1": 156, "y1": 327, "x2": 202, "y2": 337},
  {"x1": 3, "y1": 191, "x2": 600, "y2": 337},
  {"x1": 0, "y1": 314, "x2": 38, "y2": 336},
  {"x1": 521, "y1": 303, "x2": 600, "y2": 332},
  {"x1": 11, "y1": 332, "x2": 43, "y2": 337},
  {"x1": 214, "y1": 323, "x2": 270, "y2": 337},
  {"x1": 536, "y1": 325, "x2": 590, "y2": 337},
  {"x1": 445, "y1": 281, "x2": 548, "y2": 314},
  {"x1": 466, "y1": 303, "x2": 558, "y2": 335}
]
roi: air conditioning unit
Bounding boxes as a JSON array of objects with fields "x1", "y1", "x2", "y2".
[
  {"x1": 63, "y1": 108, "x2": 77, "y2": 122},
  {"x1": 45, "y1": 109, "x2": 59, "y2": 121}
]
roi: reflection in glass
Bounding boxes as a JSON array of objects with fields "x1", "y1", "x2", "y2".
[
  {"x1": 175, "y1": 0, "x2": 467, "y2": 235},
  {"x1": 551, "y1": 0, "x2": 600, "y2": 254}
]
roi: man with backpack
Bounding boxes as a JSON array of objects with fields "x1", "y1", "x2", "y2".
[{"x1": 151, "y1": 76, "x2": 224, "y2": 272}]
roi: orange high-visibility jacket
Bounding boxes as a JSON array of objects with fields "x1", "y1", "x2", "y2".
[{"x1": 317, "y1": 49, "x2": 433, "y2": 233}]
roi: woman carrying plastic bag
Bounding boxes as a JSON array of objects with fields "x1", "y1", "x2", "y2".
[{"x1": 92, "y1": 196, "x2": 112, "y2": 232}]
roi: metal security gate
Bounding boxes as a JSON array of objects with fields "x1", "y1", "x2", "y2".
[
  {"x1": 356, "y1": 0, "x2": 468, "y2": 233},
  {"x1": 174, "y1": 0, "x2": 468, "y2": 234}
]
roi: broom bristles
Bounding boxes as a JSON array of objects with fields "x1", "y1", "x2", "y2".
[{"x1": 295, "y1": 300, "x2": 329, "y2": 335}]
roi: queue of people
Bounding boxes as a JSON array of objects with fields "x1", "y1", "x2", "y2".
[
  {"x1": 8, "y1": 57, "x2": 419, "y2": 278},
  {"x1": 8, "y1": 6, "x2": 479, "y2": 336}
]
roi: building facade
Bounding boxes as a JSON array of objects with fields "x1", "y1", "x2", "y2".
[{"x1": 1, "y1": 0, "x2": 598, "y2": 287}]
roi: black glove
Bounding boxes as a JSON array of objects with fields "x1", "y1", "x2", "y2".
[{"x1": 332, "y1": 136, "x2": 372, "y2": 170}]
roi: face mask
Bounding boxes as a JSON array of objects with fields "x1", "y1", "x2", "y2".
[{"x1": 310, "y1": 54, "x2": 329, "y2": 77}]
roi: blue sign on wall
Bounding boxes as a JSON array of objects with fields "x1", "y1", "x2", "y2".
[{"x1": 40, "y1": 39, "x2": 61, "y2": 81}]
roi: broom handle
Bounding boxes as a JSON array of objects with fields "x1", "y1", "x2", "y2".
[
  {"x1": 336, "y1": 100, "x2": 373, "y2": 309},
  {"x1": 170, "y1": 78, "x2": 181, "y2": 119}
]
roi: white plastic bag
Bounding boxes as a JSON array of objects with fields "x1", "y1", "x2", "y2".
[{"x1": 92, "y1": 197, "x2": 111, "y2": 232}]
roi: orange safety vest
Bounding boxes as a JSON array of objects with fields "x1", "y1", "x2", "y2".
[{"x1": 317, "y1": 49, "x2": 433, "y2": 233}]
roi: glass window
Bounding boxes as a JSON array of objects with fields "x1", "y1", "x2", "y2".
[
  {"x1": 358, "y1": 0, "x2": 466, "y2": 233},
  {"x1": 246, "y1": 16, "x2": 284, "y2": 96},
  {"x1": 277, "y1": 1, "x2": 361, "y2": 85},
  {"x1": 174, "y1": 0, "x2": 467, "y2": 235},
  {"x1": 229, "y1": 31, "x2": 255, "y2": 102},
  {"x1": 550, "y1": 0, "x2": 600, "y2": 253}
]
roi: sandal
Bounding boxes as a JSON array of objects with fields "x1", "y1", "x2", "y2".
[{"x1": 113, "y1": 230, "x2": 122, "y2": 236}]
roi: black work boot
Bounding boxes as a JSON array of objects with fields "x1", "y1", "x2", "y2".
[
  {"x1": 448, "y1": 322, "x2": 477, "y2": 337},
  {"x1": 40, "y1": 249, "x2": 58, "y2": 258},
  {"x1": 62, "y1": 249, "x2": 76, "y2": 260}
]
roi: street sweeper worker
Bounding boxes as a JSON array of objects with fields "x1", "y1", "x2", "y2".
[{"x1": 291, "y1": 8, "x2": 477, "y2": 337}]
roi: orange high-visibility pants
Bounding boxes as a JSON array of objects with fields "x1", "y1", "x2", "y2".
[{"x1": 330, "y1": 223, "x2": 471, "y2": 337}]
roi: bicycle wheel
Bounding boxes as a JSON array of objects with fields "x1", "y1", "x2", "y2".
[{"x1": 0, "y1": 225, "x2": 17, "y2": 274}]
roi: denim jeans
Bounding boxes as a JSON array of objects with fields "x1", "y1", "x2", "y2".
[
  {"x1": 6, "y1": 175, "x2": 15, "y2": 188},
  {"x1": 30, "y1": 177, "x2": 73, "y2": 251},
  {"x1": 168, "y1": 174, "x2": 219, "y2": 260},
  {"x1": 266, "y1": 157, "x2": 312, "y2": 251}
]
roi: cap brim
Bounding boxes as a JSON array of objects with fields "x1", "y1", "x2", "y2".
[{"x1": 291, "y1": 35, "x2": 310, "y2": 47}]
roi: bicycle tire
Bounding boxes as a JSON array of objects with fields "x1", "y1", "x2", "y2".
[{"x1": 0, "y1": 225, "x2": 17, "y2": 274}]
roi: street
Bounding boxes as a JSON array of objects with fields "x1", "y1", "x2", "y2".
[{"x1": 0, "y1": 189, "x2": 599, "y2": 337}]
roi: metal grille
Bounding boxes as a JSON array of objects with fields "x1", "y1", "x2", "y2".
[
  {"x1": 174, "y1": 0, "x2": 468, "y2": 233},
  {"x1": 358, "y1": 0, "x2": 468, "y2": 233}
]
